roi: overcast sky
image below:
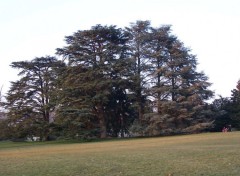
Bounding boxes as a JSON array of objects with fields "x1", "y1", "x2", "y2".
[{"x1": 1, "y1": 0, "x2": 240, "y2": 98}]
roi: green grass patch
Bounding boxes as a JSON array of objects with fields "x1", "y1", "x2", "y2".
[{"x1": 1, "y1": 132, "x2": 240, "y2": 176}]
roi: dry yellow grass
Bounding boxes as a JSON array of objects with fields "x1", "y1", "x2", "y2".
[{"x1": 1, "y1": 132, "x2": 240, "y2": 176}]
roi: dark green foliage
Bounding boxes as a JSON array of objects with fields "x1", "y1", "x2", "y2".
[
  {"x1": 128, "y1": 22, "x2": 213, "y2": 136},
  {"x1": 211, "y1": 81, "x2": 240, "y2": 131},
  {"x1": 106, "y1": 86, "x2": 136, "y2": 137},
  {"x1": 211, "y1": 97, "x2": 231, "y2": 131},
  {"x1": 223, "y1": 81, "x2": 240, "y2": 129},
  {"x1": 4, "y1": 56, "x2": 65, "y2": 141},
  {"x1": 125, "y1": 20, "x2": 152, "y2": 121},
  {"x1": 56, "y1": 25, "x2": 134, "y2": 138},
  {"x1": 212, "y1": 81, "x2": 240, "y2": 131},
  {"x1": 0, "y1": 118, "x2": 11, "y2": 140},
  {"x1": 229, "y1": 81, "x2": 240, "y2": 128}
]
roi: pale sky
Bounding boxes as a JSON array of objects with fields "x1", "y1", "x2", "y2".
[{"x1": 1, "y1": 0, "x2": 240, "y2": 99}]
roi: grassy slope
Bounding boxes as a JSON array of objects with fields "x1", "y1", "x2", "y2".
[{"x1": 0, "y1": 132, "x2": 240, "y2": 176}]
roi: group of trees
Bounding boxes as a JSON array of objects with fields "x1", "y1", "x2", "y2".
[
  {"x1": 211, "y1": 80, "x2": 240, "y2": 132},
  {"x1": 0, "y1": 21, "x2": 239, "y2": 141}
]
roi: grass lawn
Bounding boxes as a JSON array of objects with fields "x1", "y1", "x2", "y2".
[{"x1": 0, "y1": 132, "x2": 240, "y2": 176}]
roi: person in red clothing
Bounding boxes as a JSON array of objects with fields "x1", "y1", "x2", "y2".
[{"x1": 222, "y1": 126, "x2": 228, "y2": 132}]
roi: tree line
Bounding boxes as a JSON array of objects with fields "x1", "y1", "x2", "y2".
[{"x1": 0, "y1": 21, "x2": 239, "y2": 141}]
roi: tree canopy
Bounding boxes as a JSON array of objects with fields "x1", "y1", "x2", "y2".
[
  {"x1": 4, "y1": 56, "x2": 65, "y2": 140},
  {"x1": 1, "y1": 21, "x2": 226, "y2": 141}
]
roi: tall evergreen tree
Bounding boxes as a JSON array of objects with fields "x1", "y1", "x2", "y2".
[
  {"x1": 5, "y1": 56, "x2": 64, "y2": 140},
  {"x1": 228, "y1": 80, "x2": 240, "y2": 129},
  {"x1": 147, "y1": 25, "x2": 175, "y2": 113},
  {"x1": 126, "y1": 20, "x2": 152, "y2": 121},
  {"x1": 56, "y1": 25, "x2": 132, "y2": 138},
  {"x1": 145, "y1": 25, "x2": 213, "y2": 135}
]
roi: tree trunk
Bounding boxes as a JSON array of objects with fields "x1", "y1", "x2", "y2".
[
  {"x1": 138, "y1": 100, "x2": 144, "y2": 121},
  {"x1": 171, "y1": 77, "x2": 176, "y2": 101},
  {"x1": 157, "y1": 96, "x2": 161, "y2": 113},
  {"x1": 120, "y1": 116, "x2": 124, "y2": 138},
  {"x1": 98, "y1": 105, "x2": 107, "y2": 138},
  {"x1": 157, "y1": 61, "x2": 161, "y2": 113}
]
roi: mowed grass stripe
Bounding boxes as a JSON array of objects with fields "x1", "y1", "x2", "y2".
[{"x1": 0, "y1": 132, "x2": 240, "y2": 176}]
